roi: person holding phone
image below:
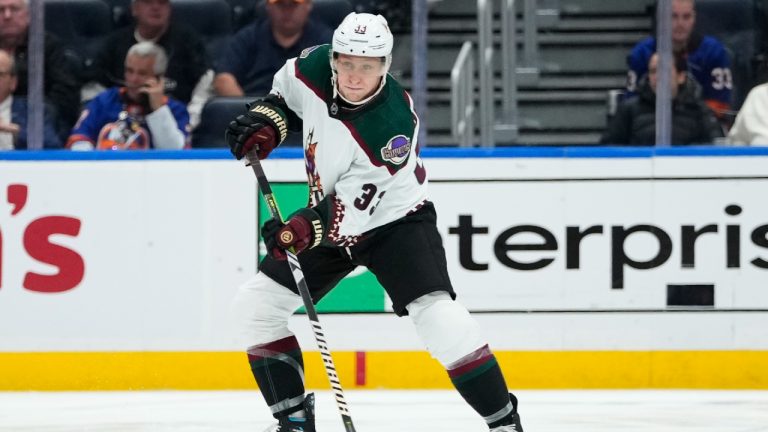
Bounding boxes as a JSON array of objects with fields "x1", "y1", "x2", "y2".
[{"x1": 66, "y1": 41, "x2": 190, "y2": 151}]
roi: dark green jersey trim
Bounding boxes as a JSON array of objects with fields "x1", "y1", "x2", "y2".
[
  {"x1": 341, "y1": 78, "x2": 418, "y2": 174},
  {"x1": 295, "y1": 44, "x2": 333, "y2": 101}
]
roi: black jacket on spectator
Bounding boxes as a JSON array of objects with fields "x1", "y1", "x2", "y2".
[
  {"x1": 600, "y1": 76, "x2": 724, "y2": 145},
  {"x1": 13, "y1": 33, "x2": 81, "y2": 138},
  {"x1": 91, "y1": 24, "x2": 209, "y2": 104}
]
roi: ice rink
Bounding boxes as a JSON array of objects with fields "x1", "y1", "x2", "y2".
[{"x1": 1, "y1": 389, "x2": 767, "y2": 431}]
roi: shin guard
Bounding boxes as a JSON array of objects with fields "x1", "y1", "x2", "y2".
[
  {"x1": 447, "y1": 345, "x2": 515, "y2": 428},
  {"x1": 246, "y1": 335, "x2": 306, "y2": 418}
]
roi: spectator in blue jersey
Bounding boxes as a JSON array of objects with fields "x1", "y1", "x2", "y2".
[
  {"x1": 602, "y1": 52, "x2": 723, "y2": 145},
  {"x1": 626, "y1": 0, "x2": 732, "y2": 117},
  {"x1": 212, "y1": 0, "x2": 333, "y2": 97},
  {"x1": 0, "y1": 49, "x2": 61, "y2": 149},
  {"x1": 67, "y1": 42, "x2": 189, "y2": 151}
]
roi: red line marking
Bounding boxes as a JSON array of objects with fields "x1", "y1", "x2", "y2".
[{"x1": 355, "y1": 351, "x2": 366, "y2": 387}]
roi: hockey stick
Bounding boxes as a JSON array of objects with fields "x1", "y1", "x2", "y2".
[{"x1": 245, "y1": 151, "x2": 357, "y2": 432}]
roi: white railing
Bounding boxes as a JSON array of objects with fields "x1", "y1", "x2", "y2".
[
  {"x1": 451, "y1": 41, "x2": 475, "y2": 147},
  {"x1": 475, "y1": 0, "x2": 541, "y2": 146}
]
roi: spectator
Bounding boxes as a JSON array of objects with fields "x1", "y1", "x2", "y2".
[
  {"x1": 0, "y1": 0, "x2": 81, "y2": 139},
  {"x1": 0, "y1": 49, "x2": 61, "y2": 149},
  {"x1": 626, "y1": 0, "x2": 732, "y2": 117},
  {"x1": 67, "y1": 42, "x2": 189, "y2": 151},
  {"x1": 601, "y1": 52, "x2": 723, "y2": 145},
  {"x1": 727, "y1": 82, "x2": 768, "y2": 145},
  {"x1": 213, "y1": 0, "x2": 332, "y2": 97},
  {"x1": 88, "y1": 0, "x2": 211, "y2": 128}
]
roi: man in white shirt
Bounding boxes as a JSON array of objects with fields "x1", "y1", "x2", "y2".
[{"x1": 727, "y1": 83, "x2": 768, "y2": 145}]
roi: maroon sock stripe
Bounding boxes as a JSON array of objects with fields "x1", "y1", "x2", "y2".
[
  {"x1": 447, "y1": 351, "x2": 495, "y2": 379},
  {"x1": 246, "y1": 335, "x2": 300, "y2": 361}
]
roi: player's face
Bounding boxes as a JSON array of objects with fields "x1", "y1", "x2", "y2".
[
  {"x1": 671, "y1": 0, "x2": 695, "y2": 46},
  {"x1": 267, "y1": 0, "x2": 312, "y2": 38},
  {"x1": 334, "y1": 54, "x2": 385, "y2": 102},
  {"x1": 124, "y1": 54, "x2": 158, "y2": 100},
  {"x1": 0, "y1": 0, "x2": 29, "y2": 40},
  {"x1": 132, "y1": 0, "x2": 171, "y2": 31}
]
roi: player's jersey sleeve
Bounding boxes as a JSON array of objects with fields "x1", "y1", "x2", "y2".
[{"x1": 269, "y1": 47, "x2": 321, "y2": 120}]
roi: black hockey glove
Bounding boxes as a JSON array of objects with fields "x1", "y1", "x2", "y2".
[
  {"x1": 261, "y1": 208, "x2": 325, "y2": 260},
  {"x1": 225, "y1": 112, "x2": 279, "y2": 160},
  {"x1": 224, "y1": 100, "x2": 289, "y2": 160}
]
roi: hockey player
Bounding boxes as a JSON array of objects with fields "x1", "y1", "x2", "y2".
[{"x1": 225, "y1": 12, "x2": 524, "y2": 432}]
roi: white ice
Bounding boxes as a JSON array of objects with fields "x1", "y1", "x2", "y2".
[{"x1": 1, "y1": 390, "x2": 767, "y2": 431}]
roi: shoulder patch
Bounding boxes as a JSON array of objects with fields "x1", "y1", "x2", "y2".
[
  {"x1": 380, "y1": 135, "x2": 411, "y2": 165},
  {"x1": 343, "y1": 80, "x2": 418, "y2": 174}
]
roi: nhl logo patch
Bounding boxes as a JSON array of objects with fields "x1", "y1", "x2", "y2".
[
  {"x1": 300, "y1": 45, "x2": 320, "y2": 58},
  {"x1": 380, "y1": 135, "x2": 411, "y2": 165}
]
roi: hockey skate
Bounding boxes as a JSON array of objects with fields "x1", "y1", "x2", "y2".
[
  {"x1": 490, "y1": 393, "x2": 524, "y2": 432},
  {"x1": 263, "y1": 393, "x2": 316, "y2": 432}
]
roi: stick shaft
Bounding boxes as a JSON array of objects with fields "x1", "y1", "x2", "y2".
[{"x1": 246, "y1": 152, "x2": 356, "y2": 432}]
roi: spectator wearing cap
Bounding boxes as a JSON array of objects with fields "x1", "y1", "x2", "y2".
[{"x1": 213, "y1": 0, "x2": 333, "y2": 97}]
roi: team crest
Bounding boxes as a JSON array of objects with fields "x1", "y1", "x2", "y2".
[
  {"x1": 300, "y1": 45, "x2": 320, "y2": 58},
  {"x1": 380, "y1": 135, "x2": 411, "y2": 165}
]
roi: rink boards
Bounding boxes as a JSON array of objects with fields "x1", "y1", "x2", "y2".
[{"x1": 1, "y1": 147, "x2": 767, "y2": 390}]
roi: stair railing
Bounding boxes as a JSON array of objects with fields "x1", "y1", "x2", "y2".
[{"x1": 451, "y1": 41, "x2": 475, "y2": 147}]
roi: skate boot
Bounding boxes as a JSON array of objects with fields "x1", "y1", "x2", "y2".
[
  {"x1": 489, "y1": 393, "x2": 523, "y2": 432},
  {"x1": 263, "y1": 393, "x2": 316, "y2": 432}
]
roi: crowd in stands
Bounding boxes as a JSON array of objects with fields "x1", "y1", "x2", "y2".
[
  {"x1": 605, "y1": 0, "x2": 768, "y2": 146},
  {"x1": 0, "y1": 0, "x2": 363, "y2": 151},
  {"x1": 1, "y1": 0, "x2": 767, "y2": 150}
]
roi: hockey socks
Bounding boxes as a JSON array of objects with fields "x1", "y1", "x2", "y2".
[
  {"x1": 447, "y1": 345, "x2": 516, "y2": 428},
  {"x1": 246, "y1": 335, "x2": 306, "y2": 418}
]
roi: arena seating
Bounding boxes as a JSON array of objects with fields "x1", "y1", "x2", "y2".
[
  {"x1": 101, "y1": 0, "x2": 131, "y2": 27},
  {"x1": 191, "y1": 97, "x2": 255, "y2": 149},
  {"x1": 170, "y1": 0, "x2": 234, "y2": 59},
  {"x1": 694, "y1": 0, "x2": 763, "y2": 110},
  {"x1": 43, "y1": 0, "x2": 113, "y2": 74},
  {"x1": 192, "y1": 97, "x2": 305, "y2": 148}
]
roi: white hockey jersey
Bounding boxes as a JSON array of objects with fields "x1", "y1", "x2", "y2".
[{"x1": 270, "y1": 44, "x2": 429, "y2": 246}]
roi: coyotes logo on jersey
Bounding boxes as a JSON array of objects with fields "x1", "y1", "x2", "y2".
[{"x1": 304, "y1": 128, "x2": 324, "y2": 207}]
